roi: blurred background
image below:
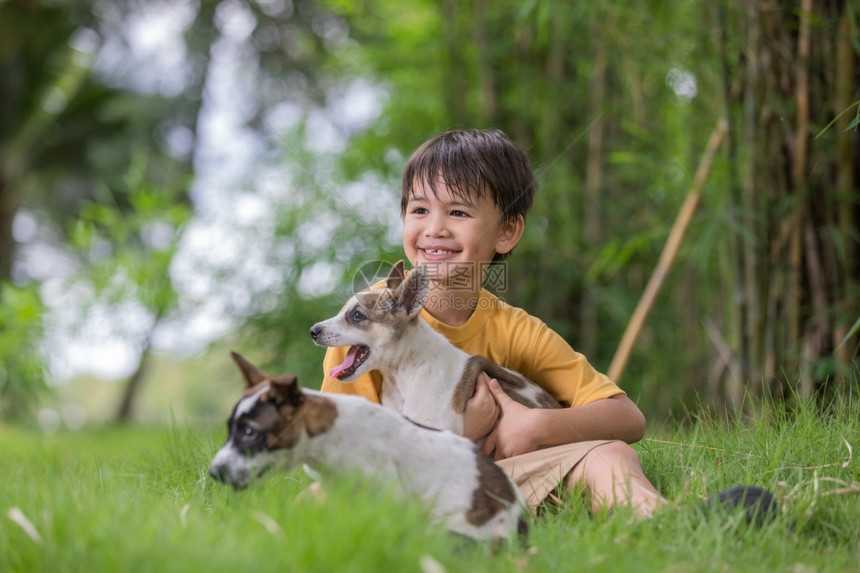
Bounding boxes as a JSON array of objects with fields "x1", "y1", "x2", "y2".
[{"x1": 1, "y1": 0, "x2": 857, "y2": 430}]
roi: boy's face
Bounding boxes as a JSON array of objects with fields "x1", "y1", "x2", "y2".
[{"x1": 402, "y1": 178, "x2": 522, "y2": 290}]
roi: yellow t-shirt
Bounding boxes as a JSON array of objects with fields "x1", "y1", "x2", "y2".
[{"x1": 320, "y1": 288, "x2": 623, "y2": 408}]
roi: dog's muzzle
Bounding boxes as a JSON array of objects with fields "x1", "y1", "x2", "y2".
[
  {"x1": 209, "y1": 464, "x2": 229, "y2": 483},
  {"x1": 209, "y1": 463, "x2": 249, "y2": 490},
  {"x1": 309, "y1": 324, "x2": 341, "y2": 347},
  {"x1": 209, "y1": 446, "x2": 251, "y2": 489}
]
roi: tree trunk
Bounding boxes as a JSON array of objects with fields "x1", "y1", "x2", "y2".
[
  {"x1": 116, "y1": 315, "x2": 165, "y2": 423},
  {"x1": 116, "y1": 307, "x2": 166, "y2": 422},
  {"x1": 0, "y1": 176, "x2": 17, "y2": 284},
  {"x1": 116, "y1": 346, "x2": 153, "y2": 423}
]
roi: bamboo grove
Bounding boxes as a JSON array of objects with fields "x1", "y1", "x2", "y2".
[{"x1": 1, "y1": 0, "x2": 857, "y2": 420}]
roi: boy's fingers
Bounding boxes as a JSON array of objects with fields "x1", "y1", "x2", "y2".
[
  {"x1": 473, "y1": 375, "x2": 490, "y2": 397},
  {"x1": 488, "y1": 377, "x2": 505, "y2": 394},
  {"x1": 481, "y1": 433, "x2": 497, "y2": 458},
  {"x1": 472, "y1": 371, "x2": 490, "y2": 398},
  {"x1": 488, "y1": 377, "x2": 515, "y2": 408}
]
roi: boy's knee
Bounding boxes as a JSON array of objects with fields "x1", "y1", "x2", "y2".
[{"x1": 580, "y1": 440, "x2": 642, "y2": 473}]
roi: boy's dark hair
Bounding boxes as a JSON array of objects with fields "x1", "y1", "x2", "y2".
[{"x1": 401, "y1": 129, "x2": 536, "y2": 261}]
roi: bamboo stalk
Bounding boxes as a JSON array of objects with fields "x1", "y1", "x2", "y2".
[
  {"x1": 442, "y1": 0, "x2": 467, "y2": 125},
  {"x1": 608, "y1": 119, "x2": 728, "y2": 383},
  {"x1": 740, "y1": 0, "x2": 761, "y2": 405},
  {"x1": 540, "y1": 8, "x2": 566, "y2": 159},
  {"x1": 792, "y1": 0, "x2": 812, "y2": 396},
  {"x1": 473, "y1": 0, "x2": 496, "y2": 123},
  {"x1": 834, "y1": 11, "x2": 857, "y2": 374},
  {"x1": 717, "y1": 0, "x2": 748, "y2": 395},
  {"x1": 800, "y1": 222, "x2": 829, "y2": 394},
  {"x1": 581, "y1": 27, "x2": 608, "y2": 356},
  {"x1": 703, "y1": 316, "x2": 743, "y2": 387}
]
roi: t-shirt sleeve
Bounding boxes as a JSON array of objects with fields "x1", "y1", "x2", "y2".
[
  {"x1": 320, "y1": 345, "x2": 383, "y2": 404},
  {"x1": 523, "y1": 321, "x2": 624, "y2": 408}
]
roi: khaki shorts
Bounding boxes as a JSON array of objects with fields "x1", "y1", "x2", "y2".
[{"x1": 495, "y1": 440, "x2": 615, "y2": 509}]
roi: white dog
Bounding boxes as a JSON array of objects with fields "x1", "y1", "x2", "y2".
[
  {"x1": 310, "y1": 261, "x2": 561, "y2": 436},
  {"x1": 209, "y1": 352, "x2": 527, "y2": 543}
]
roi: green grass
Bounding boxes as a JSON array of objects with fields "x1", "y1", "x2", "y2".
[{"x1": 1, "y1": 396, "x2": 858, "y2": 572}]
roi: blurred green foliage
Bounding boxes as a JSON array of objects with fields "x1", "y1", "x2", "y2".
[
  {"x1": 0, "y1": 283, "x2": 47, "y2": 421},
  {"x1": 71, "y1": 160, "x2": 191, "y2": 316}
]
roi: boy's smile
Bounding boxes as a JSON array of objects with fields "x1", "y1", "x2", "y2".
[{"x1": 402, "y1": 178, "x2": 523, "y2": 294}]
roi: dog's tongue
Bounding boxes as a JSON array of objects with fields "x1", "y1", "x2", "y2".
[{"x1": 329, "y1": 346, "x2": 360, "y2": 379}]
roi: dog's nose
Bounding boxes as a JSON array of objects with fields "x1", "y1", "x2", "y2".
[{"x1": 309, "y1": 325, "x2": 321, "y2": 339}]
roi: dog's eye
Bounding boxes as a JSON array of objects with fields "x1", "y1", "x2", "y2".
[
  {"x1": 350, "y1": 309, "x2": 366, "y2": 322},
  {"x1": 241, "y1": 426, "x2": 258, "y2": 441}
]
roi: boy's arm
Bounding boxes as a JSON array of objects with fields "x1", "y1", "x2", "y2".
[{"x1": 470, "y1": 374, "x2": 646, "y2": 460}]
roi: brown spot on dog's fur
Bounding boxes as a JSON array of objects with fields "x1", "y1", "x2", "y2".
[
  {"x1": 466, "y1": 449, "x2": 518, "y2": 527},
  {"x1": 452, "y1": 356, "x2": 562, "y2": 413},
  {"x1": 264, "y1": 403, "x2": 305, "y2": 450},
  {"x1": 302, "y1": 394, "x2": 339, "y2": 436},
  {"x1": 261, "y1": 386, "x2": 337, "y2": 443},
  {"x1": 258, "y1": 390, "x2": 337, "y2": 449},
  {"x1": 452, "y1": 357, "x2": 485, "y2": 413}
]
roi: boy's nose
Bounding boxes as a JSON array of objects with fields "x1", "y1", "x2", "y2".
[{"x1": 425, "y1": 214, "x2": 451, "y2": 237}]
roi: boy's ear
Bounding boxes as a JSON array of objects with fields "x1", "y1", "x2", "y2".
[
  {"x1": 395, "y1": 264, "x2": 428, "y2": 319},
  {"x1": 494, "y1": 214, "x2": 525, "y2": 256},
  {"x1": 385, "y1": 260, "x2": 406, "y2": 289}
]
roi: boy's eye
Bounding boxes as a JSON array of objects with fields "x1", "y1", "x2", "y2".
[
  {"x1": 451, "y1": 210, "x2": 469, "y2": 217},
  {"x1": 410, "y1": 207, "x2": 429, "y2": 215}
]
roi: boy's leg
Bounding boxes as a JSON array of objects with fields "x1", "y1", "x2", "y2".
[{"x1": 567, "y1": 441, "x2": 665, "y2": 518}]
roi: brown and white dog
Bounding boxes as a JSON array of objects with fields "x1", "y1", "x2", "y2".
[
  {"x1": 209, "y1": 352, "x2": 527, "y2": 543},
  {"x1": 309, "y1": 261, "x2": 561, "y2": 436}
]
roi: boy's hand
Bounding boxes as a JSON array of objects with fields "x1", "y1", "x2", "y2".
[
  {"x1": 463, "y1": 372, "x2": 501, "y2": 441},
  {"x1": 481, "y1": 377, "x2": 541, "y2": 460}
]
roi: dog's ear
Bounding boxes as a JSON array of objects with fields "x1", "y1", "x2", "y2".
[
  {"x1": 394, "y1": 264, "x2": 428, "y2": 319},
  {"x1": 266, "y1": 375, "x2": 304, "y2": 408},
  {"x1": 231, "y1": 352, "x2": 269, "y2": 388},
  {"x1": 385, "y1": 260, "x2": 405, "y2": 289}
]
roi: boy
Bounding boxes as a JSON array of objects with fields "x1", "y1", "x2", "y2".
[{"x1": 321, "y1": 129, "x2": 768, "y2": 518}]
